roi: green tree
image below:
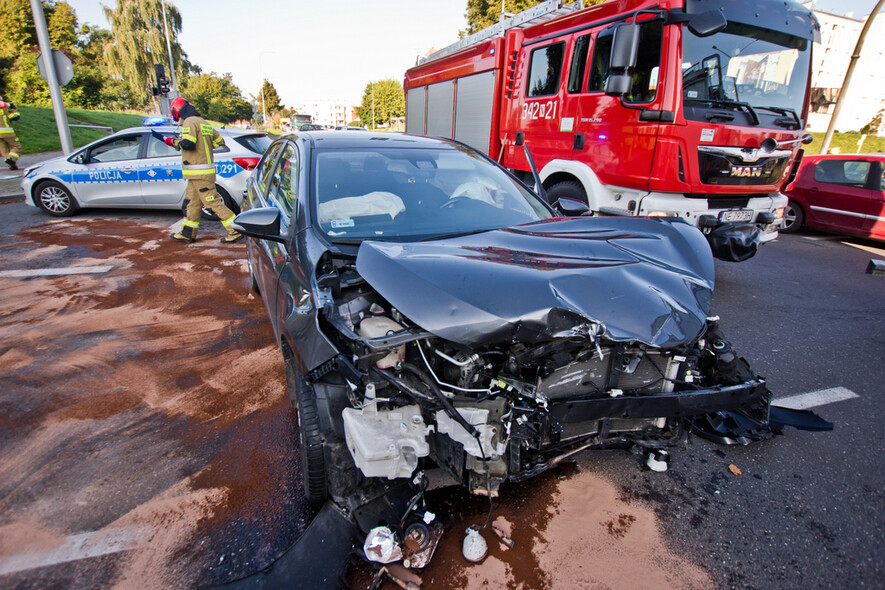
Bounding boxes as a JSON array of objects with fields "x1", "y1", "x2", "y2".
[
  {"x1": 357, "y1": 79, "x2": 405, "y2": 128},
  {"x1": 48, "y1": 1, "x2": 77, "y2": 49},
  {"x1": 103, "y1": 0, "x2": 193, "y2": 108},
  {"x1": 258, "y1": 79, "x2": 282, "y2": 115},
  {"x1": 183, "y1": 73, "x2": 254, "y2": 124},
  {"x1": 464, "y1": 0, "x2": 603, "y2": 35},
  {"x1": 0, "y1": 0, "x2": 36, "y2": 61}
]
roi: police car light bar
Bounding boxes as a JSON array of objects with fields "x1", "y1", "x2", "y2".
[{"x1": 143, "y1": 116, "x2": 173, "y2": 126}]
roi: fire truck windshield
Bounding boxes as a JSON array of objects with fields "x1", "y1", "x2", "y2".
[{"x1": 681, "y1": 22, "x2": 811, "y2": 124}]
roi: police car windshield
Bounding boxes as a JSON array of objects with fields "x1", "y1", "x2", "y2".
[{"x1": 312, "y1": 147, "x2": 552, "y2": 242}]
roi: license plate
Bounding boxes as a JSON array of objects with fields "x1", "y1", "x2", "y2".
[{"x1": 719, "y1": 209, "x2": 754, "y2": 223}]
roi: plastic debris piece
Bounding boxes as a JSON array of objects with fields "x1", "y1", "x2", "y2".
[
  {"x1": 462, "y1": 527, "x2": 488, "y2": 563},
  {"x1": 364, "y1": 526, "x2": 403, "y2": 564},
  {"x1": 645, "y1": 449, "x2": 670, "y2": 472},
  {"x1": 491, "y1": 525, "x2": 514, "y2": 549},
  {"x1": 729, "y1": 464, "x2": 742, "y2": 476}
]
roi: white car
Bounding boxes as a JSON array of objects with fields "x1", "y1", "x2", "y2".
[{"x1": 21, "y1": 123, "x2": 270, "y2": 218}]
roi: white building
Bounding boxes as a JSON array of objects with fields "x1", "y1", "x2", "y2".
[
  {"x1": 293, "y1": 100, "x2": 355, "y2": 128},
  {"x1": 807, "y1": 3, "x2": 885, "y2": 134}
]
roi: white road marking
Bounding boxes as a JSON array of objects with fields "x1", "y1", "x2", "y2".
[
  {"x1": 0, "y1": 266, "x2": 113, "y2": 278},
  {"x1": 0, "y1": 526, "x2": 149, "y2": 575},
  {"x1": 774, "y1": 387, "x2": 859, "y2": 410}
]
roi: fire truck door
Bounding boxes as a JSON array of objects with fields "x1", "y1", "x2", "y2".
[{"x1": 518, "y1": 40, "x2": 573, "y2": 167}]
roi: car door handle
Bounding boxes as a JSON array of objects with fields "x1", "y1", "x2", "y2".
[{"x1": 123, "y1": 166, "x2": 134, "y2": 172}]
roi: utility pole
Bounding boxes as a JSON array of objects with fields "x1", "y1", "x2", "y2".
[
  {"x1": 29, "y1": 0, "x2": 73, "y2": 154},
  {"x1": 820, "y1": 0, "x2": 885, "y2": 154},
  {"x1": 161, "y1": 0, "x2": 178, "y2": 95}
]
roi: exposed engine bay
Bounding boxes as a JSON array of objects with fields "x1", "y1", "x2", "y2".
[{"x1": 317, "y1": 262, "x2": 766, "y2": 499}]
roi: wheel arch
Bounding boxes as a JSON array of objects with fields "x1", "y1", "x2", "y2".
[
  {"x1": 31, "y1": 176, "x2": 80, "y2": 208},
  {"x1": 539, "y1": 159, "x2": 607, "y2": 210}
]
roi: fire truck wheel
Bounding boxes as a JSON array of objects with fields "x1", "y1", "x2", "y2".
[{"x1": 547, "y1": 180, "x2": 587, "y2": 207}]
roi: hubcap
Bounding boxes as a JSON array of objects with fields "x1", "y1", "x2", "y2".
[
  {"x1": 40, "y1": 186, "x2": 70, "y2": 213},
  {"x1": 783, "y1": 206, "x2": 797, "y2": 229}
]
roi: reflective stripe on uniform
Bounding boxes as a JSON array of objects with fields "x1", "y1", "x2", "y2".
[
  {"x1": 0, "y1": 128, "x2": 14, "y2": 134},
  {"x1": 183, "y1": 169, "x2": 215, "y2": 177},
  {"x1": 182, "y1": 219, "x2": 200, "y2": 228},
  {"x1": 7, "y1": 152, "x2": 19, "y2": 159},
  {"x1": 221, "y1": 215, "x2": 236, "y2": 227},
  {"x1": 180, "y1": 133, "x2": 197, "y2": 142}
]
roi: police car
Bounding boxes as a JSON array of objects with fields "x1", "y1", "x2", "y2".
[{"x1": 21, "y1": 118, "x2": 270, "y2": 218}]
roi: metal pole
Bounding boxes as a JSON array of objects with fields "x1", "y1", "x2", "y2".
[
  {"x1": 161, "y1": 0, "x2": 178, "y2": 93},
  {"x1": 820, "y1": 0, "x2": 885, "y2": 154},
  {"x1": 372, "y1": 84, "x2": 375, "y2": 130},
  {"x1": 29, "y1": 0, "x2": 73, "y2": 154}
]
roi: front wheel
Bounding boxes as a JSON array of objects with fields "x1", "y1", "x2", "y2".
[
  {"x1": 284, "y1": 356, "x2": 328, "y2": 504},
  {"x1": 35, "y1": 180, "x2": 78, "y2": 217},
  {"x1": 780, "y1": 200, "x2": 804, "y2": 234}
]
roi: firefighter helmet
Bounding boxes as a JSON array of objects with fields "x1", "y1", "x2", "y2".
[{"x1": 170, "y1": 97, "x2": 188, "y2": 121}]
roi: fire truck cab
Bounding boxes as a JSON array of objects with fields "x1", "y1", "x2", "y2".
[{"x1": 405, "y1": 0, "x2": 819, "y2": 262}]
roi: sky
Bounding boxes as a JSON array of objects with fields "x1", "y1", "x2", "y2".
[
  {"x1": 64, "y1": 0, "x2": 470, "y2": 106},
  {"x1": 64, "y1": 0, "x2": 881, "y2": 107}
]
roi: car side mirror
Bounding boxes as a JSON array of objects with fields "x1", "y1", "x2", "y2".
[
  {"x1": 555, "y1": 197, "x2": 591, "y2": 216},
  {"x1": 232, "y1": 207, "x2": 286, "y2": 243}
]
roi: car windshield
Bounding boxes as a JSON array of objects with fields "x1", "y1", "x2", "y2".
[
  {"x1": 681, "y1": 22, "x2": 811, "y2": 116},
  {"x1": 312, "y1": 146, "x2": 552, "y2": 242}
]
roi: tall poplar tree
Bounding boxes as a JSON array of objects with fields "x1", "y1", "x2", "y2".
[{"x1": 103, "y1": 0, "x2": 192, "y2": 107}]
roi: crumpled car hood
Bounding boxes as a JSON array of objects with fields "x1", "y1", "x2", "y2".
[{"x1": 355, "y1": 217, "x2": 715, "y2": 348}]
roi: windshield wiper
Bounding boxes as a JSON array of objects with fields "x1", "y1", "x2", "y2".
[
  {"x1": 685, "y1": 98, "x2": 760, "y2": 126},
  {"x1": 756, "y1": 106, "x2": 801, "y2": 129}
]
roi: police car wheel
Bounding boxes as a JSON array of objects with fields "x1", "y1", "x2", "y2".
[
  {"x1": 181, "y1": 186, "x2": 240, "y2": 221},
  {"x1": 35, "y1": 180, "x2": 78, "y2": 217}
]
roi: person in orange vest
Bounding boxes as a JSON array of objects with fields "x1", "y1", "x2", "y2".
[
  {"x1": 0, "y1": 95, "x2": 22, "y2": 170},
  {"x1": 165, "y1": 96, "x2": 243, "y2": 244}
]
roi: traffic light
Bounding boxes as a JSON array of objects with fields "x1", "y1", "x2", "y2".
[{"x1": 153, "y1": 63, "x2": 170, "y2": 96}]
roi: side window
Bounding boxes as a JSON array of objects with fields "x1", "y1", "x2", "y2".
[
  {"x1": 629, "y1": 21, "x2": 663, "y2": 103},
  {"x1": 256, "y1": 142, "x2": 285, "y2": 193},
  {"x1": 813, "y1": 160, "x2": 871, "y2": 188},
  {"x1": 587, "y1": 31, "x2": 613, "y2": 92},
  {"x1": 587, "y1": 20, "x2": 663, "y2": 103},
  {"x1": 567, "y1": 35, "x2": 591, "y2": 94},
  {"x1": 89, "y1": 135, "x2": 142, "y2": 163},
  {"x1": 146, "y1": 133, "x2": 179, "y2": 158},
  {"x1": 266, "y1": 142, "x2": 298, "y2": 219},
  {"x1": 527, "y1": 42, "x2": 565, "y2": 97}
]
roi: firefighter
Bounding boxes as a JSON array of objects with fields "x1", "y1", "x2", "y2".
[
  {"x1": 165, "y1": 96, "x2": 243, "y2": 244},
  {"x1": 0, "y1": 95, "x2": 22, "y2": 171}
]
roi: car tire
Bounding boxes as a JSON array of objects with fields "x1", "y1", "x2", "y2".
[
  {"x1": 547, "y1": 180, "x2": 587, "y2": 207},
  {"x1": 781, "y1": 200, "x2": 804, "y2": 234},
  {"x1": 34, "y1": 180, "x2": 78, "y2": 217},
  {"x1": 181, "y1": 185, "x2": 241, "y2": 221},
  {"x1": 284, "y1": 356, "x2": 328, "y2": 504}
]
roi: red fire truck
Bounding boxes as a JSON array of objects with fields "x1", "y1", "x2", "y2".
[{"x1": 404, "y1": 0, "x2": 819, "y2": 261}]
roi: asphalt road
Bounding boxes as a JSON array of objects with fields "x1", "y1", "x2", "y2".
[{"x1": 0, "y1": 201, "x2": 882, "y2": 589}]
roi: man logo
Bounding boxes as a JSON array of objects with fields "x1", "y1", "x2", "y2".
[{"x1": 730, "y1": 166, "x2": 764, "y2": 178}]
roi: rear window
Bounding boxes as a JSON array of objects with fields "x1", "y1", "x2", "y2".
[
  {"x1": 813, "y1": 160, "x2": 871, "y2": 188},
  {"x1": 234, "y1": 134, "x2": 272, "y2": 155}
]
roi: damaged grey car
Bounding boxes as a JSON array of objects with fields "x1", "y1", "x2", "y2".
[{"x1": 232, "y1": 131, "x2": 830, "y2": 576}]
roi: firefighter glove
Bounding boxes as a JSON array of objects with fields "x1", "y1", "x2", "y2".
[{"x1": 164, "y1": 137, "x2": 176, "y2": 147}]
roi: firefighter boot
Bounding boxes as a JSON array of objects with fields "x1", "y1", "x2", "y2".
[
  {"x1": 219, "y1": 215, "x2": 244, "y2": 244},
  {"x1": 5, "y1": 158, "x2": 16, "y2": 170},
  {"x1": 171, "y1": 220, "x2": 198, "y2": 243}
]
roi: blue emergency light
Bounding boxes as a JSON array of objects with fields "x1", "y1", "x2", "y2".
[{"x1": 143, "y1": 116, "x2": 173, "y2": 126}]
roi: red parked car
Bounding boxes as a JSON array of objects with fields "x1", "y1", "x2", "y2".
[{"x1": 781, "y1": 153, "x2": 885, "y2": 241}]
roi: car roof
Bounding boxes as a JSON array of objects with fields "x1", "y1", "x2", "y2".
[
  {"x1": 277, "y1": 131, "x2": 459, "y2": 150},
  {"x1": 109, "y1": 125, "x2": 263, "y2": 137},
  {"x1": 804, "y1": 153, "x2": 885, "y2": 162}
]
